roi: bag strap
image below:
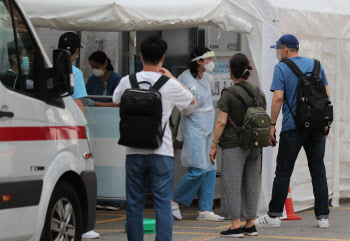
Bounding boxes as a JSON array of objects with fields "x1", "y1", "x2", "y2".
[
  {"x1": 153, "y1": 75, "x2": 170, "y2": 91},
  {"x1": 255, "y1": 86, "x2": 261, "y2": 107},
  {"x1": 224, "y1": 87, "x2": 248, "y2": 108},
  {"x1": 235, "y1": 83, "x2": 261, "y2": 107},
  {"x1": 312, "y1": 59, "x2": 321, "y2": 77},
  {"x1": 222, "y1": 88, "x2": 247, "y2": 132},
  {"x1": 129, "y1": 73, "x2": 139, "y2": 89},
  {"x1": 281, "y1": 59, "x2": 305, "y2": 77},
  {"x1": 282, "y1": 84, "x2": 298, "y2": 127}
]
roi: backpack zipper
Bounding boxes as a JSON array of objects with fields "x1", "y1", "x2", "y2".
[
  {"x1": 127, "y1": 89, "x2": 161, "y2": 98},
  {"x1": 242, "y1": 112, "x2": 269, "y2": 129}
]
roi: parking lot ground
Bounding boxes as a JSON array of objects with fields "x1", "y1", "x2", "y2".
[{"x1": 87, "y1": 201, "x2": 350, "y2": 241}]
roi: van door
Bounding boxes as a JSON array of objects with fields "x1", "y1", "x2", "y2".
[{"x1": 0, "y1": 0, "x2": 57, "y2": 240}]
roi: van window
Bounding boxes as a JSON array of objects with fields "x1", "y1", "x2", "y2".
[{"x1": 0, "y1": 0, "x2": 40, "y2": 97}]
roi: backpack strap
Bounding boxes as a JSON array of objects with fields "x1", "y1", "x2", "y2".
[
  {"x1": 152, "y1": 75, "x2": 170, "y2": 91},
  {"x1": 153, "y1": 75, "x2": 170, "y2": 140},
  {"x1": 281, "y1": 59, "x2": 305, "y2": 77},
  {"x1": 312, "y1": 59, "x2": 321, "y2": 77},
  {"x1": 222, "y1": 87, "x2": 248, "y2": 132},
  {"x1": 235, "y1": 83, "x2": 261, "y2": 107},
  {"x1": 224, "y1": 87, "x2": 249, "y2": 108},
  {"x1": 129, "y1": 73, "x2": 139, "y2": 89}
]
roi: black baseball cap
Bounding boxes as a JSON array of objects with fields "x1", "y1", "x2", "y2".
[
  {"x1": 58, "y1": 32, "x2": 83, "y2": 51},
  {"x1": 270, "y1": 34, "x2": 299, "y2": 49}
]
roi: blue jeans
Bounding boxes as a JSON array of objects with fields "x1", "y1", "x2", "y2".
[
  {"x1": 126, "y1": 154, "x2": 174, "y2": 241},
  {"x1": 268, "y1": 128, "x2": 330, "y2": 220},
  {"x1": 173, "y1": 168, "x2": 216, "y2": 211}
]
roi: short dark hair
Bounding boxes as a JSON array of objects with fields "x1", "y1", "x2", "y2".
[
  {"x1": 140, "y1": 35, "x2": 167, "y2": 66},
  {"x1": 189, "y1": 46, "x2": 210, "y2": 77},
  {"x1": 88, "y1": 50, "x2": 114, "y2": 71},
  {"x1": 7, "y1": 40, "x2": 25, "y2": 65},
  {"x1": 287, "y1": 47, "x2": 299, "y2": 53},
  {"x1": 229, "y1": 53, "x2": 252, "y2": 80}
]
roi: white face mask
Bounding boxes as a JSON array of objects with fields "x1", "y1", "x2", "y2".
[
  {"x1": 92, "y1": 68, "x2": 104, "y2": 77},
  {"x1": 204, "y1": 61, "x2": 215, "y2": 72}
]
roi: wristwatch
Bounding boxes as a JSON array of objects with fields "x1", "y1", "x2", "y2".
[{"x1": 213, "y1": 139, "x2": 219, "y2": 145}]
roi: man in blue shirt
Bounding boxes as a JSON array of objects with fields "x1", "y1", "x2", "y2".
[
  {"x1": 255, "y1": 34, "x2": 331, "y2": 228},
  {"x1": 58, "y1": 32, "x2": 98, "y2": 239},
  {"x1": 58, "y1": 32, "x2": 87, "y2": 114}
]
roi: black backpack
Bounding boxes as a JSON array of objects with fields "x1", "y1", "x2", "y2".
[
  {"x1": 118, "y1": 73, "x2": 169, "y2": 149},
  {"x1": 281, "y1": 59, "x2": 333, "y2": 133}
]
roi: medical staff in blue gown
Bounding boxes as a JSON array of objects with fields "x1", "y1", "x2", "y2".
[
  {"x1": 83, "y1": 50, "x2": 121, "y2": 107},
  {"x1": 172, "y1": 47, "x2": 225, "y2": 222}
]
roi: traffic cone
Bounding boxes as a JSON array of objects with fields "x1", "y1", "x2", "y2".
[{"x1": 284, "y1": 187, "x2": 302, "y2": 220}]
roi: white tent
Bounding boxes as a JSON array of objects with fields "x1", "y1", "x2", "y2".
[{"x1": 19, "y1": 0, "x2": 350, "y2": 213}]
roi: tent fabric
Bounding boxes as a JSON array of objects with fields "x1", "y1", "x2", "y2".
[
  {"x1": 18, "y1": 0, "x2": 253, "y2": 33},
  {"x1": 18, "y1": 0, "x2": 350, "y2": 213}
]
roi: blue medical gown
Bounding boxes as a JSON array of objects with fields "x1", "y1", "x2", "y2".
[{"x1": 177, "y1": 69, "x2": 216, "y2": 171}]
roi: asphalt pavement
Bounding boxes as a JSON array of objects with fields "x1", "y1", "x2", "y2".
[{"x1": 86, "y1": 200, "x2": 350, "y2": 241}]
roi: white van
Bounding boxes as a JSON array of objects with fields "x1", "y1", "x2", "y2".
[{"x1": 0, "y1": 0, "x2": 96, "y2": 240}]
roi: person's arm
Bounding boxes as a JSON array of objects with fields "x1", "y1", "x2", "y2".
[
  {"x1": 209, "y1": 110, "x2": 228, "y2": 164},
  {"x1": 75, "y1": 98, "x2": 84, "y2": 114},
  {"x1": 270, "y1": 90, "x2": 284, "y2": 146},
  {"x1": 159, "y1": 68, "x2": 195, "y2": 105},
  {"x1": 325, "y1": 85, "x2": 330, "y2": 99},
  {"x1": 94, "y1": 101, "x2": 119, "y2": 107}
]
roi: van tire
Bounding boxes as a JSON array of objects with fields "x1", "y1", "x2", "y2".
[{"x1": 40, "y1": 180, "x2": 82, "y2": 241}]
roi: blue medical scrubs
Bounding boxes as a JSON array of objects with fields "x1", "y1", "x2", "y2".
[{"x1": 85, "y1": 71, "x2": 122, "y2": 102}]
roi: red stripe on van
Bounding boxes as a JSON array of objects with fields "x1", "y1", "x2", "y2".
[{"x1": 0, "y1": 126, "x2": 87, "y2": 142}]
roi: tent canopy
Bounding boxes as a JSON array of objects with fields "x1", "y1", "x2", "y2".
[{"x1": 18, "y1": 0, "x2": 255, "y2": 34}]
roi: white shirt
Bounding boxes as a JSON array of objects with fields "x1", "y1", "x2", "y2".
[{"x1": 113, "y1": 71, "x2": 193, "y2": 157}]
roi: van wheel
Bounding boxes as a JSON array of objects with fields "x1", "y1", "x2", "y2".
[{"x1": 41, "y1": 181, "x2": 82, "y2": 241}]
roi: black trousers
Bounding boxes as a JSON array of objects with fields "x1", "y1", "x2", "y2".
[{"x1": 268, "y1": 128, "x2": 330, "y2": 220}]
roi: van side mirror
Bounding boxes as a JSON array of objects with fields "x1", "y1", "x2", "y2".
[{"x1": 52, "y1": 49, "x2": 74, "y2": 97}]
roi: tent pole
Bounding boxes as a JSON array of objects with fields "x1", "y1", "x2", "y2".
[
  {"x1": 332, "y1": 38, "x2": 340, "y2": 207},
  {"x1": 129, "y1": 30, "x2": 136, "y2": 74},
  {"x1": 76, "y1": 31, "x2": 82, "y2": 69}
]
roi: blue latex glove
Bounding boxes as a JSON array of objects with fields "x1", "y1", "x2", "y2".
[{"x1": 82, "y1": 98, "x2": 95, "y2": 106}]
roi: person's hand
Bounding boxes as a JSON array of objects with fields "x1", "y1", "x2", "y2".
[
  {"x1": 159, "y1": 68, "x2": 175, "y2": 79},
  {"x1": 82, "y1": 98, "x2": 95, "y2": 106},
  {"x1": 269, "y1": 125, "x2": 277, "y2": 146},
  {"x1": 209, "y1": 143, "x2": 217, "y2": 165}
]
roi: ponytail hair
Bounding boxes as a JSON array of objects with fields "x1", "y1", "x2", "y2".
[{"x1": 88, "y1": 50, "x2": 114, "y2": 71}]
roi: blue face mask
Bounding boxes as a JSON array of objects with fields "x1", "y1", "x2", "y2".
[{"x1": 21, "y1": 56, "x2": 30, "y2": 71}]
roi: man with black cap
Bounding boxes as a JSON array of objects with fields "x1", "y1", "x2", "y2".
[
  {"x1": 58, "y1": 32, "x2": 99, "y2": 239},
  {"x1": 255, "y1": 34, "x2": 331, "y2": 228},
  {"x1": 58, "y1": 32, "x2": 87, "y2": 114}
]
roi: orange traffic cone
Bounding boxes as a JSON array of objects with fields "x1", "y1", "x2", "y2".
[{"x1": 284, "y1": 187, "x2": 302, "y2": 220}]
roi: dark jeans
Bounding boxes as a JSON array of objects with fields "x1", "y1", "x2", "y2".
[
  {"x1": 268, "y1": 128, "x2": 330, "y2": 220},
  {"x1": 126, "y1": 154, "x2": 174, "y2": 241}
]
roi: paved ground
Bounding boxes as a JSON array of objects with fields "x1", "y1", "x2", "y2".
[{"x1": 86, "y1": 201, "x2": 350, "y2": 241}]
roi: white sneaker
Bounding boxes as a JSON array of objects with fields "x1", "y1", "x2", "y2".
[
  {"x1": 197, "y1": 211, "x2": 225, "y2": 222},
  {"x1": 82, "y1": 230, "x2": 100, "y2": 239},
  {"x1": 172, "y1": 201, "x2": 182, "y2": 220},
  {"x1": 318, "y1": 219, "x2": 330, "y2": 228},
  {"x1": 255, "y1": 214, "x2": 281, "y2": 227}
]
